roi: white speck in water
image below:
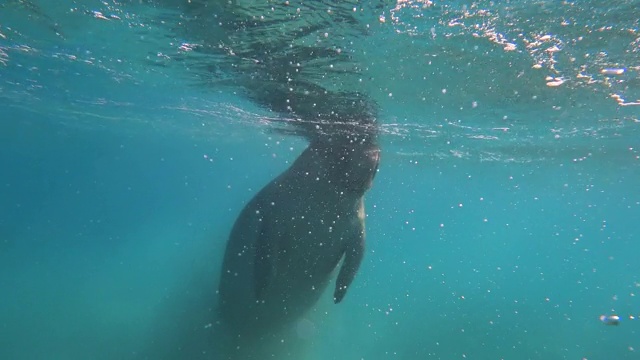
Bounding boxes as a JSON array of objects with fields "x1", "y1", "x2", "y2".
[
  {"x1": 546, "y1": 79, "x2": 564, "y2": 87},
  {"x1": 601, "y1": 68, "x2": 625, "y2": 75}
]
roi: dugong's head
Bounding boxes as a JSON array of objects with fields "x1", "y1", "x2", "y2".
[{"x1": 315, "y1": 140, "x2": 380, "y2": 194}]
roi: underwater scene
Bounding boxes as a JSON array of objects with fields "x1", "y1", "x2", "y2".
[{"x1": 1, "y1": 0, "x2": 639, "y2": 359}]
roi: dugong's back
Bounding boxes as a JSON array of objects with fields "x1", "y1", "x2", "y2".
[
  {"x1": 218, "y1": 194, "x2": 272, "y2": 337},
  {"x1": 217, "y1": 172, "x2": 329, "y2": 338}
]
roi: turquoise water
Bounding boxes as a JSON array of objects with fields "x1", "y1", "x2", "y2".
[{"x1": 1, "y1": 1, "x2": 639, "y2": 359}]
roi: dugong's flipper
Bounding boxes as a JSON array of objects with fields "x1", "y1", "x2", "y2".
[
  {"x1": 333, "y1": 202, "x2": 366, "y2": 304},
  {"x1": 334, "y1": 236, "x2": 364, "y2": 304}
]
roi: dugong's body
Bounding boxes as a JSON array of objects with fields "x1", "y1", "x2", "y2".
[{"x1": 218, "y1": 140, "x2": 380, "y2": 338}]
